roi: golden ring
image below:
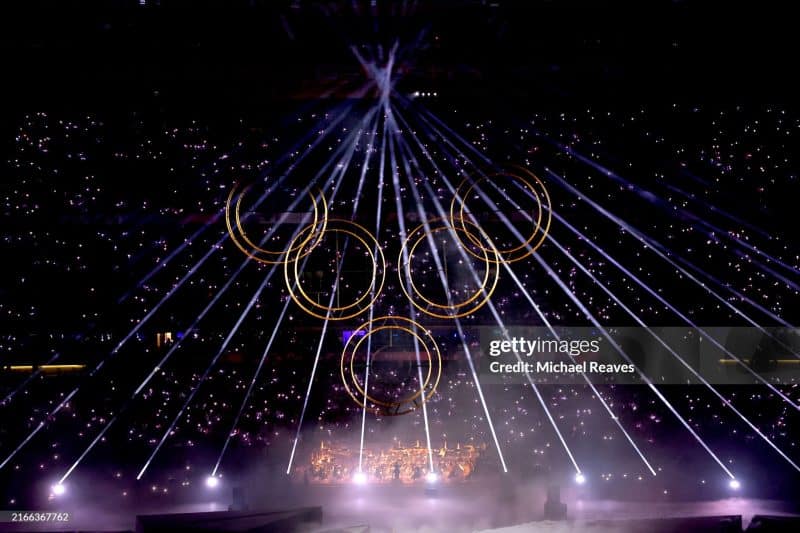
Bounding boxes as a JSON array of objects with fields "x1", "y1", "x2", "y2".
[
  {"x1": 340, "y1": 316, "x2": 442, "y2": 416},
  {"x1": 348, "y1": 325, "x2": 433, "y2": 408},
  {"x1": 398, "y1": 217, "x2": 500, "y2": 319},
  {"x1": 449, "y1": 166, "x2": 551, "y2": 263},
  {"x1": 225, "y1": 181, "x2": 328, "y2": 265},
  {"x1": 284, "y1": 218, "x2": 385, "y2": 321}
]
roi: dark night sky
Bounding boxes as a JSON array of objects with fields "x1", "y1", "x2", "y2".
[{"x1": 1, "y1": 1, "x2": 798, "y2": 111}]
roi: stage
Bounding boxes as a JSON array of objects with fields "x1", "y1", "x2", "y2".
[{"x1": 1, "y1": 480, "x2": 798, "y2": 532}]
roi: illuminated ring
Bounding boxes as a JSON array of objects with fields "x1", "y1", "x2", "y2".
[
  {"x1": 457, "y1": 173, "x2": 542, "y2": 256},
  {"x1": 406, "y1": 222, "x2": 491, "y2": 310},
  {"x1": 340, "y1": 316, "x2": 441, "y2": 416},
  {"x1": 348, "y1": 325, "x2": 432, "y2": 408},
  {"x1": 284, "y1": 218, "x2": 385, "y2": 321},
  {"x1": 234, "y1": 183, "x2": 326, "y2": 256},
  {"x1": 398, "y1": 218, "x2": 500, "y2": 319},
  {"x1": 294, "y1": 226, "x2": 375, "y2": 313},
  {"x1": 449, "y1": 166, "x2": 551, "y2": 263},
  {"x1": 225, "y1": 182, "x2": 328, "y2": 265}
]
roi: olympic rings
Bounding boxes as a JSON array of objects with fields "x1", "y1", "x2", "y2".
[
  {"x1": 284, "y1": 218, "x2": 385, "y2": 321},
  {"x1": 225, "y1": 181, "x2": 328, "y2": 265},
  {"x1": 449, "y1": 166, "x2": 551, "y2": 263},
  {"x1": 340, "y1": 316, "x2": 442, "y2": 416},
  {"x1": 398, "y1": 217, "x2": 500, "y2": 319}
]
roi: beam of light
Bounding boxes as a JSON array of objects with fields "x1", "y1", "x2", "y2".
[
  {"x1": 390, "y1": 109, "x2": 511, "y2": 473},
  {"x1": 141, "y1": 132, "x2": 364, "y2": 480},
  {"x1": 532, "y1": 163, "x2": 799, "y2": 336},
  {"x1": 398, "y1": 97, "x2": 798, "y2": 478},
  {"x1": 59, "y1": 229, "x2": 284, "y2": 484},
  {"x1": 537, "y1": 166, "x2": 796, "y2": 332},
  {"x1": 57, "y1": 106, "x2": 380, "y2": 484},
  {"x1": 351, "y1": 41, "x2": 401, "y2": 104},
  {"x1": 533, "y1": 251, "x2": 738, "y2": 479},
  {"x1": 286, "y1": 106, "x2": 382, "y2": 475},
  {"x1": 658, "y1": 180, "x2": 772, "y2": 240},
  {"x1": 548, "y1": 139, "x2": 773, "y2": 241},
  {"x1": 14, "y1": 105, "x2": 376, "y2": 481},
  {"x1": 731, "y1": 247, "x2": 800, "y2": 294},
  {"x1": 392, "y1": 107, "x2": 583, "y2": 475},
  {"x1": 386, "y1": 113, "x2": 437, "y2": 473},
  {"x1": 406, "y1": 98, "x2": 792, "y2": 329},
  {"x1": 358, "y1": 116, "x2": 388, "y2": 474},
  {"x1": 408, "y1": 98, "x2": 793, "y2": 328},
  {"x1": 218, "y1": 109, "x2": 382, "y2": 479},
  {"x1": 1, "y1": 98, "x2": 367, "y2": 411},
  {"x1": 399, "y1": 108, "x2": 739, "y2": 481},
  {"x1": 115, "y1": 212, "x2": 222, "y2": 305},
  {"x1": 400, "y1": 100, "x2": 800, "y2": 367},
  {"x1": 0, "y1": 241, "x2": 223, "y2": 473},
  {"x1": 539, "y1": 168, "x2": 800, "y2": 407},
  {"x1": 212, "y1": 286, "x2": 293, "y2": 477},
  {"x1": 136, "y1": 260, "x2": 281, "y2": 480},
  {"x1": 392, "y1": 101, "x2": 658, "y2": 477},
  {"x1": 408, "y1": 101, "x2": 800, "y2": 472},
  {"x1": 540, "y1": 212, "x2": 800, "y2": 472},
  {"x1": 548, "y1": 140, "x2": 800, "y2": 285},
  {"x1": 285, "y1": 300, "x2": 335, "y2": 476},
  {"x1": 658, "y1": 247, "x2": 793, "y2": 328},
  {"x1": 400, "y1": 103, "x2": 764, "y2": 479},
  {"x1": 151, "y1": 107, "x2": 380, "y2": 481},
  {"x1": 544, "y1": 224, "x2": 800, "y2": 473}
]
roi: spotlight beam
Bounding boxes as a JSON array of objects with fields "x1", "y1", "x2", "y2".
[
  {"x1": 286, "y1": 106, "x2": 382, "y2": 475},
  {"x1": 407, "y1": 97, "x2": 793, "y2": 329},
  {"x1": 136, "y1": 259, "x2": 281, "y2": 480},
  {"x1": 1, "y1": 241, "x2": 222, "y2": 472},
  {"x1": 61, "y1": 242, "x2": 277, "y2": 484},
  {"x1": 396, "y1": 104, "x2": 739, "y2": 481},
  {"x1": 537, "y1": 168, "x2": 800, "y2": 405},
  {"x1": 392, "y1": 108, "x2": 582, "y2": 475},
  {"x1": 211, "y1": 276, "x2": 293, "y2": 477},
  {"x1": 1, "y1": 95, "x2": 367, "y2": 410},
  {"x1": 572, "y1": 143, "x2": 772, "y2": 240},
  {"x1": 543, "y1": 224, "x2": 800, "y2": 473},
  {"x1": 531, "y1": 146, "x2": 798, "y2": 325},
  {"x1": 1, "y1": 350, "x2": 62, "y2": 406},
  {"x1": 386, "y1": 115, "x2": 439, "y2": 474},
  {"x1": 147, "y1": 107, "x2": 375, "y2": 481},
  {"x1": 455, "y1": 147, "x2": 800, "y2": 468},
  {"x1": 584, "y1": 141, "x2": 771, "y2": 240},
  {"x1": 4, "y1": 103, "x2": 379, "y2": 477},
  {"x1": 410, "y1": 97, "x2": 797, "y2": 286},
  {"x1": 400, "y1": 98, "x2": 800, "y2": 381},
  {"x1": 445, "y1": 121, "x2": 800, "y2": 469},
  {"x1": 551, "y1": 141, "x2": 800, "y2": 284},
  {"x1": 426, "y1": 126, "x2": 800, "y2": 471},
  {"x1": 358, "y1": 116, "x2": 388, "y2": 474},
  {"x1": 216, "y1": 109, "x2": 384, "y2": 481},
  {"x1": 391, "y1": 100, "x2": 658, "y2": 476},
  {"x1": 539, "y1": 164, "x2": 799, "y2": 343},
  {"x1": 533, "y1": 252, "x2": 739, "y2": 479},
  {"x1": 390, "y1": 107, "x2": 516, "y2": 472}
]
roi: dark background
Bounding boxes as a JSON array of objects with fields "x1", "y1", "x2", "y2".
[{"x1": 1, "y1": 0, "x2": 797, "y2": 113}]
